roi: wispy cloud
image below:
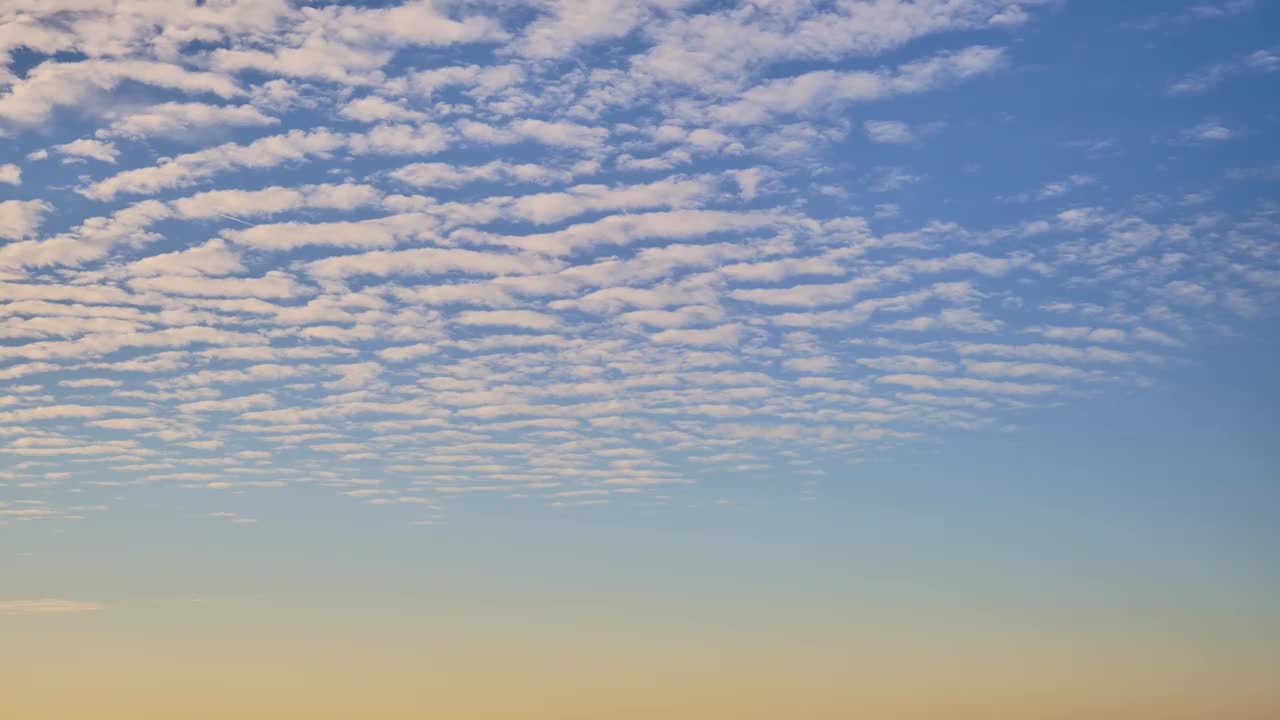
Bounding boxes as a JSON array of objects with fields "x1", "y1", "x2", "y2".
[
  {"x1": 1169, "y1": 47, "x2": 1279, "y2": 95},
  {"x1": 0, "y1": 599, "x2": 104, "y2": 615}
]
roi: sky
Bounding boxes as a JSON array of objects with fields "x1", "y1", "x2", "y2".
[{"x1": 1, "y1": 0, "x2": 1279, "y2": 718}]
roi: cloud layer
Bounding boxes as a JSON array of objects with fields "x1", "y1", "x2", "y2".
[{"x1": 0, "y1": 0, "x2": 1277, "y2": 523}]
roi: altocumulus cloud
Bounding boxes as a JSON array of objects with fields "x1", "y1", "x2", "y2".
[{"x1": 0, "y1": 0, "x2": 1276, "y2": 523}]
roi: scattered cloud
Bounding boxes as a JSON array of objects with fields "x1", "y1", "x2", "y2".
[
  {"x1": 1181, "y1": 121, "x2": 1236, "y2": 143},
  {"x1": 864, "y1": 120, "x2": 916, "y2": 144},
  {"x1": 1169, "y1": 47, "x2": 1279, "y2": 95},
  {"x1": 53, "y1": 138, "x2": 119, "y2": 163},
  {"x1": 0, "y1": 0, "x2": 1272, "y2": 524}
]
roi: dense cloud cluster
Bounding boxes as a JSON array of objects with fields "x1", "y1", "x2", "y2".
[{"x1": 1, "y1": 1, "x2": 1277, "y2": 524}]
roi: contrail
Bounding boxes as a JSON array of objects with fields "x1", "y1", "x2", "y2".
[{"x1": 214, "y1": 212, "x2": 256, "y2": 226}]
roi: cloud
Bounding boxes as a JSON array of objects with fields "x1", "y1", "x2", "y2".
[
  {"x1": 458, "y1": 119, "x2": 609, "y2": 152},
  {"x1": 1181, "y1": 121, "x2": 1236, "y2": 143},
  {"x1": 461, "y1": 209, "x2": 782, "y2": 256},
  {"x1": 0, "y1": 405, "x2": 145, "y2": 424},
  {"x1": 456, "y1": 310, "x2": 560, "y2": 330},
  {"x1": 0, "y1": 0, "x2": 1266, "y2": 520},
  {"x1": 128, "y1": 272, "x2": 306, "y2": 298},
  {"x1": 858, "y1": 355, "x2": 956, "y2": 373},
  {"x1": 53, "y1": 138, "x2": 119, "y2": 163},
  {"x1": 338, "y1": 96, "x2": 425, "y2": 123},
  {"x1": 714, "y1": 46, "x2": 1006, "y2": 125},
  {"x1": 731, "y1": 278, "x2": 878, "y2": 308},
  {"x1": 1186, "y1": 0, "x2": 1255, "y2": 19},
  {"x1": 1031, "y1": 326, "x2": 1128, "y2": 344},
  {"x1": 170, "y1": 183, "x2": 381, "y2": 219},
  {"x1": 870, "y1": 166, "x2": 922, "y2": 192},
  {"x1": 0, "y1": 57, "x2": 241, "y2": 123},
  {"x1": 389, "y1": 160, "x2": 572, "y2": 188},
  {"x1": 304, "y1": 246, "x2": 561, "y2": 280},
  {"x1": 631, "y1": 0, "x2": 1032, "y2": 93},
  {"x1": 205, "y1": 3, "x2": 501, "y2": 85},
  {"x1": 208, "y1": 511, "x2": 257, "y2": 524},
  {"x1": 348, "y1": 123, "x2": 449, "y2": 155},
  {"x1": 875, "y1": 374, "x2": 1055, "y2": 395},
  {"x1": 99, "y1": 102, "x2": 278, "y2": 139},
  {"x1": 83, "y1": 129, "x2": 348, "y2": 200},
  {"x1": 881, "y1": 308, "x2": 1002, "y2": 333},
  {"x1": 651, "y1": 324, "x2": 743, "y2": 347},
  {"x1": 385, "y1": 63, "x2": 524, "y2": 97},
  {"x1": 222, "y1": 214, "x2": 436, "y2": 251},
  {"x1": 1004, "y1": 175, "x2": 1098, "y2": 202},
  {"x1": 83, "y1": 130, "x2": 348, "y2": 198},
  {"x1": 125, "y1": 239, "x2": 244, "y2": 277},
  {"x1": 178, "y1": 393, "x2": 277, "y2": 414},
  {"x1": 0, "y1": 599, "x2": 104, "y2": 615},
  {"x1": 864, "y1": 120, "x2": 915, "y2": 144},
  {"x1": 503, "y1": 177, "x2": 717, "y2": 224},
  {"x1": 0, "y1": 200, "x2": 52, "y2": 240},
  {"x1": 515, "y1": 0, "x2": 651, "y2": 59},
  {"x1": 962, "y1": 360, "x2": 1086, "y2": 380}
]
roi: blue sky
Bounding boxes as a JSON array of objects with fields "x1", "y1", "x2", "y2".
[
  {"x1": 2, "y1": 0, "x2": 1277, "y2": 517},
  {"x1": 1, "y1": 3, "x2": 1279, "y2": 714}
]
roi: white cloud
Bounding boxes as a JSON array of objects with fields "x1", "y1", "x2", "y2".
[
  {"x1": 179, "y1": 393, "x2": 277, "y2": 413},
  {"x1": 386, "y1": 64, "x2": 524, "y2": 97},
  {"x1": 205, "y1": 3, "x2": 501, "y2": 85},
  {"x1": 83, "y1": 129, "x2": 348, "y2": 200},
  {"x1": 864, "y1": 120, "x2": 915, "y2": 144},
  {"x1": 1187, "y1": 0, "x2": 1255, "y2": 19},
  {"x1": 0, "y1": 0, "x2": 1263, "y2": 520},
  {"x1": 462, "y1": 209, "x2": 782, "y2": 256},
  {"x1": 126, "y1": 239, "x2": 244, "y2": 277},
  {"x1": 170, "y1": 183, "x2": 380, "y2": 219},
  {"x1": 1031, "y1": 326, "x2": 1128, "y2": 344},
  {"x1": 0, "y1": 59, "x2": 241, "y2": 125},
  {"x1": 715, "y1": 46, "x2": 1006, "y2": 125},
  {"x1": 129, "y1": 272, "x2": 305, "y2": 298},
  {"x1": 871, "y1": 166, "x2": 922, "y2": 192},
  {"x1": 389, "y1": 161, "x2": 572, "y2": 188},
  {"x1": 348, "y1": 123, "x2": 449, "y2": 155},
  {"x1": 305, "y1": 247, "x2": 562, "y2": 280},
  {"x1": 881, "y1": 308, "x2": 1001, "y2": 334},
  {"x1": 875, "y1": 374, "x2": 1055, "y2": 395},
  {"x1": 456, "y1": 310, "x2": 560, "y2": 330},
  {"x1": 632, "y1": 0, "x2": 1030, "y2": 93},
  {"x1": 962, "y1": 360, "x2": 1086, "y2": 380},
  {"x1": 857, "y1": 355, "x2": 955, "y2": 373},
  {"x1": 515, "y1": 119, "x2": 610, "y2": 151},
  {"x1": 651, "y1": 324, "x2": 743, "y2": 347},
  {"x1": 0, "y1": 200, "x2": 52, "y2": 240},
  {"x1": 1182, "y1": 121, "x2": 1235, "y2": 143},
  {"x1": 505, "y1": 177, "x2": 716, "y2": 224},
  {"x1": 1004, "y1": 175, "x2": 1098, "y2": 202},
  {"x1": 731, "y1": 278, "x2": 877, "y2": 308},
  {"x1": 53, "y1": 138, "x2": 119, "y2": 163},
  {"x1": 515, "y1": 0, "x2": 650, "y2": 59},
  {"x1": 99, "y1": 102, "x2": 278, "y2": 139},
  {"x1": 339, "y1": 96, "x2": 425, "y2": 123},
  {"x1": 222, "y1": 214, "x2": 437, "y2": 251}
]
